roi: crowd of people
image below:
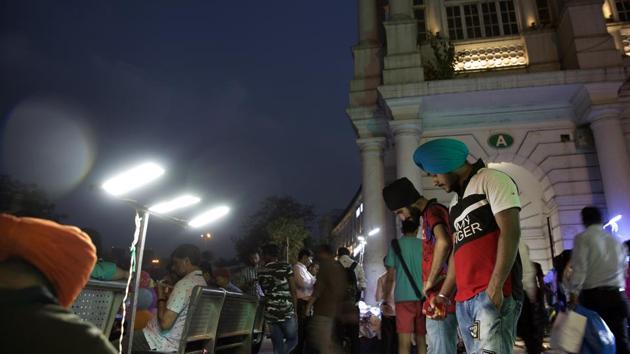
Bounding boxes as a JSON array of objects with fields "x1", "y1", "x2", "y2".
[{"x1": 2, "y1": 137, "x2": 630, "y2": 354}]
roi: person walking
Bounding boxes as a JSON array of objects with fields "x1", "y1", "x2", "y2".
[
  {"x1": 258, "y1": 244, "x2": 299, "y2": 354},
  {"x1": 336, "y1": 247, "x2": 364, "y2": 354},
  {"x1": 568, "y1": 206, "x2": 630, "y2": 354},
  {"x1": 375, "y1": 257, "x2": 398, "y2": 354},
  {"x1": 383, "y1": 177, "x2": 458, "y2": 353},
  {"x1": 292, "y1": 248, "x2": 316, "y2": 354},
  {"x1": 414, "y1": 138, "x2": 524, "y2": 354}
]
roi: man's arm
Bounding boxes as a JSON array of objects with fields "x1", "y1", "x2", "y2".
[
  {"x1": 430, "y1": 250, "x2": 456, "y2": 320},
  {"x1": 486, "y1": 207, "x2": 521, "y2": 309},
  {"x1": 425, "y1": 224, "x2": 452, "y2": 292},
  {"x1": 357, "y1": 264, "x2": 367, "y2": 291},
  {"x1": 156, "y1": 283, "x2": 179, "y2": 330},
  {"x1": 568, "y1": 233, "x2": 588, "y2": 301},
  {"x1": 383, "y1": 267, "x2": 395, "y2": 301}
]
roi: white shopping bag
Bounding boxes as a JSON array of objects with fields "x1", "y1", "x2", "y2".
[{"x1": 550, "y1": 310, "x2": 588, "y2": 353}]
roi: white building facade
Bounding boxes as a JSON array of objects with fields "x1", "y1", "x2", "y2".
[{"x1": 345, "y1": 0, "x2": 630, "y2": 304}]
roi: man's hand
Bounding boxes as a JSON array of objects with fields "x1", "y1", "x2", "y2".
[
  {"x1": 486, "y1": 285, "x2": 504, "y2": 311},
  {"x1": 427, "y1": 294, "x2": 448, "y2": 320}
]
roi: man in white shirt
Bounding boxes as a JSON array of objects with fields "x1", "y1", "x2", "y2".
[
  {"x1": 141, "y1": 244, "x2": 208, "y2": 352},
  {"x1": 291, "y1": 248, "x2": 315, "y2": 354},
  {"x1": 569, "y1": 206, "x2": 630, "y2": 354}
]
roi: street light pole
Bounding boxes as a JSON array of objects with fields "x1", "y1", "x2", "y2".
[{"x1": 126, "y1": 209, "x2": 150, "y2": 354}]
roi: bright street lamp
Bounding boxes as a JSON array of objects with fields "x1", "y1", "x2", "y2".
[
  {"x1": 149, "y1": 195, "x2": 201, "y2": 214},
  {"x1": 102, "y1": 162, "x2": 164, "y2": 196},
  {"x1": 368, "y1": 227, "x2": 381, "y2": 236},
  {"x1": 189, "y1": 206, "x2": 231, "y2": 228}
]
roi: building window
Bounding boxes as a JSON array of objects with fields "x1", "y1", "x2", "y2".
[
  {"x1": 447, "y1": 6, "x2": 465, "y2": 40},
  {"x1": 536, "y1": 0, "x2": 552, "y2": 25},
  {"x1": 616, "y1": 0, "x2": 630, "y2": 21},
  {"x1": 413, "y1": 2, "x2": 427, "y2": 42},
  {"x1": 446, "y1": 0, "x2": 519, "y2": 40},
  {"x1": 500, "y1": 0, "x2": 519, "y2": 35}
]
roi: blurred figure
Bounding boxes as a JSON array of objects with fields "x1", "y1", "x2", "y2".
[
  {"x1": 0, "y1": 214, "x2": 117, "y2": 354},
  {"x1": 308, "y1": 262, "x2": 319, "y2": 278},
  {"x1": 376, "y1": 257, "x2": 397, "y2": 354},
  {"x1": 234, "y1": 250, "x2": 264, "y2": 298},
  {"x1": 306, "y1": 244, "x2": 346, "y2": 354},
  {"x1": 568, "y1": 206, "x2": 630, "y2": 354},
  {"x1": 336, "y1": 247, "x2": 364, "y2": 354},
  {"x1": 292, "y1": 248, "x2": 315, "y2": 354},
  {"x1": 214, "y1": 267, "x2": 242, "y2": 293},
  {"x1": 259, "y1": 244, "x2": 298, "y2": 354},
  {"x1": 83, "y1": 227, "x2": 129, "y2": 281},
  {"x1": 126, "y1": 244, "x2": 207, "y2": 352}
]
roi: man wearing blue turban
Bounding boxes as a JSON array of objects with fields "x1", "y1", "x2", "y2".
[{"x1": 413, "y1": 138, "x2": 524, "y2": 354}]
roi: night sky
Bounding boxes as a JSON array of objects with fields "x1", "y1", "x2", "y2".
[{"x1": 0, "y1": 1, "x2": 361, "y2": 259}]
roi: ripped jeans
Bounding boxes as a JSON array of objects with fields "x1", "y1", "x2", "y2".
[{"x1": 456, "y1": 292, "x2": 522, "y2": 354}]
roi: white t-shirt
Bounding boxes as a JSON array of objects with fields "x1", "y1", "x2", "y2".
[{"x1": 143, "y1": 270, "x2": 207, "y2": 352}]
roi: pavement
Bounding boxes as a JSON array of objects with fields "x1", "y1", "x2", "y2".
[{"x1": 258, "y1": 338, "x2": 564, "y2": 353}]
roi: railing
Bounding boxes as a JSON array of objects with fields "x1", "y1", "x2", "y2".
[{"x1": 454, "y1": 36, "x2": 528, "y2": 72}]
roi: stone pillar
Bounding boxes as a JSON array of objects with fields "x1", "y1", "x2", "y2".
[
  {"x1": 358, "y1": 0, "x2": 379, "y2": 45},
  {"x1": 390, "y1": 120, "x2": 423, "y2": 193},
  {"x1": 590, "y1": 110, "x2": 630, "y2": 235},
  {"x1": 383, "y1": 0, "x2": 423, "y2": 84},
  {"x1": 557, "y1": 0, "x2": 622, "y2": 69},
  {"x1": 358, "y1": 137, "x2": 388, "y2": 304}
]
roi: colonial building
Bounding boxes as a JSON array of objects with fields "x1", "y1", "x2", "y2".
[{"x1": 342, "y1": 0, "x2": 630, "y2": 304}]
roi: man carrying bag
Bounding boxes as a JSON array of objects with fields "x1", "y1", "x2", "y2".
[{"x1": 384, "y1": 218, "x2": 427, "y2": 354}]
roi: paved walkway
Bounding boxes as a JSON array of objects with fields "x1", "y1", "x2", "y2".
[{"x1": 258, "y1": 338, "x2": 564, "y2": 353}]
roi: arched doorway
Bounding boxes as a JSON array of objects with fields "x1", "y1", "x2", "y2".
[{"x1": 488, "y1": 161, "x2": 556, "y2": 271}]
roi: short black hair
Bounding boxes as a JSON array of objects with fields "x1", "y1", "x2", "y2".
[
  {"x1": 171, "y1": 244, "x2": 201, "y2": 266},
  {"x1": 401, "y1": 219, "x2": 419, "y2": 235},
  {"x1": 261, "y1": 243, "x2": 279, "y2": 258},
  {"x1": 337, "y1": 247, "x2": 351, "y2": 257},
  {"x1": 298, "y1": 249, "x2": 313, "y2": 259},
  {"x1": 317, "y1": 244, "x2": 334, "y2": 256},
  {"x1": 82, "y1": 227, "x2": 103, "y2": 259},
  {"x1": 581, "y1": 206, "x2": 603, "y2": 226},
  {"x1": 200, "y1": 260, "x2": 213, "y2": 276}
]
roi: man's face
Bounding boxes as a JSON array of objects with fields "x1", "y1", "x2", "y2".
[
  {"x1": 171, "y1": 257, "x2": 189, "y2": 277},
  {"x1": 301, "y1": 256, "x2": 313, "y2": 267},
  {"x1": 394, "y1": 206, "x2": 422, "y2": 224},
  {"x1": 249, "y1": 253, "x2": 260, "y2": 266},
  {"x1": 431, "y1": 173, "x2": 459, "y2": 193}
]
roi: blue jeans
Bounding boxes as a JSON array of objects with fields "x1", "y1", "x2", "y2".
[
  {"x1": 426, "y1": 313, "x2": 458, "y2": 354},
  {"x1": 270, "y1": 316, "x2": 298, "y2": 354},
  {"x1": 456, "y1": 292, "x2": 522, "y2": 354}
]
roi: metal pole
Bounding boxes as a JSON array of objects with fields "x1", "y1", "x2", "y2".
[{"x1": 127, "y1": 210, "x2": 150, "y2": 354}]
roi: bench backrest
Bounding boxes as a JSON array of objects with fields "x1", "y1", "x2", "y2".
[
  {"x1": 70, "y1": 279, "x2": 126, "y2": 338},
  {"x1": 177, "y1": 286, "x2": 226, "y2": 354},
  {"x1": 214, "y1": 291, "x2": 258, "y2": 353}
]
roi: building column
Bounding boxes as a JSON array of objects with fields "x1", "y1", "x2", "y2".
[
  {"x1": 358, "y1": 0, "x2": 379, "y2": 45},
  {"x1": 358, "y1": 137, "x2": 388, "y2": 305},
  {"x1": 390, "y1": 120, "x2": 423, "y2": 193},
  {"x1": 591, "y1": 110, "x2": 630, "y2": 235},
  {"x1": 383, "y1": 0, "x2": 423, "y2": 84}
]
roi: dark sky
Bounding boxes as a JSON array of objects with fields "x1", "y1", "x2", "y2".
[{"x1": 0, "y1": 1, "x2": 361, "y2": 259}]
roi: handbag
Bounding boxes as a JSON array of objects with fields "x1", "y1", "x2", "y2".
[{"x1": 391, "y1": 239, "x2": 425, "y2": 301}]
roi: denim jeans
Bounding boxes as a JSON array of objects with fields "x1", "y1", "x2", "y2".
[
  {"x1": 426, "y1": 313, "x2": 458, "y2": 354},
  {"x1": 456, "y1": 292, "x2": 522, "y2": 354},
  {"x1": 270, "y1": 315, "x2": 298, "y2": 354}
]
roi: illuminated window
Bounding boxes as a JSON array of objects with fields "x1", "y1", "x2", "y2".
[
  {"x1": 446, "y1": 0, "x2": 520, "y2": 40},
  {"x1": 413, "y1": 2, "x2": 427, "y2": 43},
  {"x1": 616, "y1": 0, "x2": 630, "y2": 21}
]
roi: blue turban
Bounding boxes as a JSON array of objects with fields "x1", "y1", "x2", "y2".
[{"x1": 413, "y1": 138, "x2": 469, "y2": 174}]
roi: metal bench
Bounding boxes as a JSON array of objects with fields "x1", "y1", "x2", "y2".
[
  {"x1": 70, "y1": 279, "x2": 126, "y2": 338},
  {"x1": 251, "y1": 301, "x2": 265, "y2": 351},
  {"x1": 214, "y1": 291, "x2": 258, "y2": 354}
]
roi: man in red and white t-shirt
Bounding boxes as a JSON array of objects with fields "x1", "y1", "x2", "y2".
[
  {"x1": 414, "y1": 138, "x2": 523, "y2": 354},
  {"x1": 382, "y1": 177, "x2": 458, "y2": 354}
]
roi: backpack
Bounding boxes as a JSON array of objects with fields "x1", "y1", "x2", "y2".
[{"x1": 340, "y1": 261, "x2": 360, "y2": 303}]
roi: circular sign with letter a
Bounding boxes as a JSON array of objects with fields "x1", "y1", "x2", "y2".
[{"x1": 488, "y1": 133, "x2": 514, "y2": 149}]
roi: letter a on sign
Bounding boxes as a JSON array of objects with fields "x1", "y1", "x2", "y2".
[
  {"x1": 488, "y1": 133, "x2": 514, "y2": 149},
  {"x1": 496, "y1": 135, "x2": 508, "y2": 147}
]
